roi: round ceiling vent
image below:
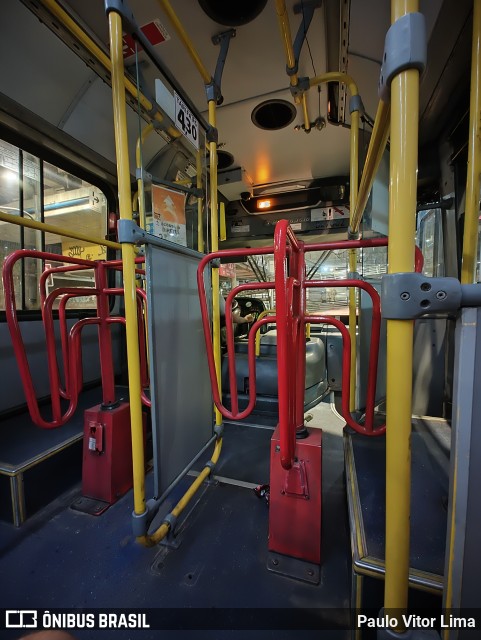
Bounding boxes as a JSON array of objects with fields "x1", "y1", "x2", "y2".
[
  {"x1": 251, "y1": 99, "x2": 297, "y2": 130},
  {"x1": 206, "y1": 150, "x2": 235, "y2": 170},
  {"x1": 198, "y1": 0, "x2": 268, "y2": 26}
]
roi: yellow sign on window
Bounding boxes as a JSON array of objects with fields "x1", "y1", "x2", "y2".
[{"x1": 61, "y1": 240, "x2": 107, "y2": 261}]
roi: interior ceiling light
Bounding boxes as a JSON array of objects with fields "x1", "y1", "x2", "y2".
[
  {"x1": 198, "y1": 0, "x2": 268, "y2": 26},
  {"x1": 251, "y1": 100, "x2": 297, "y2": 131},
  {"x1": 257, "y1": 199, "x2": 272, "y2": 210}
]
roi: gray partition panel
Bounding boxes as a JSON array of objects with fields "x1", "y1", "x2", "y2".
[{"x1": 145, "y1": 242, "x2": 213, "y2": 496}]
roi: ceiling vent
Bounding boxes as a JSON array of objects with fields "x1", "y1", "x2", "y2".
[
  {"x1": 251, "y1": 99, "x2": 297, "y2": 130},
  {"x1": 198, "y1": 0, "x2": 268, "y2": 26}
]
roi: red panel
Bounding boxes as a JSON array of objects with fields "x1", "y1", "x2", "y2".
[
  {"x1": 268, "y1": 426, "x2": 322, "y2": 564},
  {"x1": 82, "y1": 402, "x2": 135, "y2": 504},
  {"x1": 123, "y1": 20, "x2": 169, "y2": 59}
]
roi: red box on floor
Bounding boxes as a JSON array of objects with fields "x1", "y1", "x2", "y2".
[
  {"x1": 268, "y1": 426, "x2": 322, "y2": 564},
  {"x1": 82, "y1": 402, "x2": 135, "y2": 504}
]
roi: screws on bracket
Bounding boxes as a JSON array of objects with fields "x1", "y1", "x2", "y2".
[
  {"x1": 436, "y1": 291, "x2": 447, "y2": 300},
  {"x1": 400, "y1": 292, "x2": 410, "y2": 301}
]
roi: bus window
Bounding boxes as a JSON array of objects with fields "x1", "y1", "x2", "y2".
[
  {"x1": 417, "y1": 208, "x2": 444, "y2": 278},
  {"x1": 0, "y1": 139, "x2": 108, "y2": 311}
]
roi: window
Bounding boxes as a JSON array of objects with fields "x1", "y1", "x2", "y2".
[{"x1": 0, "y1": 140, "x2": 108, "y2": 311}]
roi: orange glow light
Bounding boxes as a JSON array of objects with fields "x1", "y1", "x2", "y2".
[{"x1": 257, "y1": 199, "x2": 272, "y2": 210}]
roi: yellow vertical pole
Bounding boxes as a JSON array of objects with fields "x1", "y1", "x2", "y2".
[
  {"x1": 208, "y1": 100, "x2": 222, "y2": 426},
  {"x1": 349, "y1": 106, "x2": 360, "y2": 411},
  {"x1": 108, "y1": 11, "x2": 146, "y2": 517},
  {"x1": 384, "y1": 0, "x2": 420, "y2": 614},
  {"x1": 196, "y1": 149, "x2": 204, "y2": 253},
  {"x1": 461, "y1": 0, "x2": 481, "y2": 284}
]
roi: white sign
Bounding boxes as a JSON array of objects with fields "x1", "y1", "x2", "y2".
[{"x1": 174, "y1": 92, "x2": 199, "y2": 150}]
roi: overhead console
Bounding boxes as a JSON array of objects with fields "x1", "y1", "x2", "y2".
[{"x1": 222, "y1": 176, "x2": 350, "y2": 246}]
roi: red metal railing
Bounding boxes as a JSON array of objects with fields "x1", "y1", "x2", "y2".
[
  {"x1": 197, "y1": 221, "x2": 415, "y2": 470},
  {"x1": 2, "y1": 250, "x2": 149, "y2": 428}
]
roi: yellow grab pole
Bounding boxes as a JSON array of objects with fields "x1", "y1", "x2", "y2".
[
  {"x1": 350, "y1": 99, "x2": 391, "y2": 235},
  {"x1": 0, "y1": 210, "x2": 121, "y2": 250},
  {"x1": 40, "y1": 0, "x2": 180, "y2": 141},
  {"x1": 136, "y1": 124, "x2": 155, "y2": 231},
  {"x1": 255, "y1": 309, "x2": 276, "y2": 356},
  {"x1": 384, "y1": 0, "x2": 420, "y2": 615},
  {"x1": 108, "y1": 11, "x2": 146, "y2": 518},
  {"x1": 275, "y1": 0, "x2": 297, "y2": 87},
  {"x1": 301, "y1": 93, "x2": 311, "y2": 132},
  {"x1": 196, "y1": 149, "x2": 204, "y2": 253},
  {"x1": 310, "y1": 72, "x2": 360, "y2": 411},
  {"x1": 208, "y1": 100, "x2": 222, "y2": 426},
  {"x1": 157, "y1": 0, "x2": 212, "y2": 85},
  {"x1": 219, "y1": 202, "x2": 226, "y2": 241},
  {"x1": 348, "y1": 105, "x2": 360, "y2": 411},
  {"x1": 461, "y1": 0, "x2": 481, "y2": 284}
]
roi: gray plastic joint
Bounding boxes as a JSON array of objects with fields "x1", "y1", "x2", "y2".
[
  {"x1": 211, "y1": 258, "x2": 221, "y2": 268},
  {"x1": 348, "y1": 271, "x2": 361, "y2": 280},
  {"x1": 214, "y1": 422, "x2": 224, "y2": 437},
  {"x1": 117, "y1": 219, "x2": 147, "y2": 244},
  {"x1": 161, "y1": 512, "x2": 177, "y2": 531},
  {"x1": 205, "y1": 83, "x2": 220, "y2": 104},
  {"x1": 286, "y1": 63, "x2": 299, "y2": 77},
  {"x1": 381, "y1": 273, "x2": 462, "y2": 319},
  {"x1": 204, "y1": 460, "x2": 216, "y2": 473},
  {"x1": 348, "y1": 226, "x2": 361, "y2": 241},
  {"x1": 135, "y1": 168, "x2": 152, "y2": 181},
  {"x1": 349, "y1": 94, "x2": 364, "y2": 115},
  {"x1": 206, "y1": 125, "x2": 219, "y2": 144},
  {"x1": 131, "y1": 507, "x2": 151, "y2": 537},
  {"x1": 378, "y1": 12, "x2": 427, "y2": 102},
  {"x1": 104, "y1": 0, "x2": 136, "y2": 31}
]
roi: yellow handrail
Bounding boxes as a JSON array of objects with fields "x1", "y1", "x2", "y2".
[
  {"x1": 384, "y1": 0, "x2": 420, "y2": 617},
  {"x1": 310, "y1": 72, "x2": 360, "y2": 411},
  {"x1": 461, "y1": 0, "x2": 481, "y2": 284},
  {"x1": 157, "y1": 0, "x2": 212, "y2": 85},
  {"x1": 40, "y1": 0, "x2": 181, "y2": 141},
  {"x1": 196, "y1": 149, "x2": 204, "y2": 253},
  {"x1": 274, "y1": 0, "x2": 311, "y2": 130},
  {"x1": 350, "y1": 99, "x2": 391, "y2": 235},
  {"x1": 255, "y1": 309, "x2": 276, "y2": 356},
  {"x1": 108, "y1": 10, "x2": 146, "y2": 519},
  {"x1": 0, "y1": 210, "x2": 121, "y2": 250}
]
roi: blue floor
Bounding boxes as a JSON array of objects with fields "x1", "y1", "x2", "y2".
[{"x1": 0, "y1": 417, "x2": 351, "y2": 640}]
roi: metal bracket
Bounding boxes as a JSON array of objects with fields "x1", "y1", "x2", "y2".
[
  {"x1": 290, "y1": 76, "x2": 310, "y2": 100},
  {"x1": 118, "y1": 219, "x2": 147, "y2": 244},
  {"x1": 105, "y1": 0, "x2": 136, "y2": 30},
  {"x1": 213, "y1": 422, "x2": 224, "y2": 437},
  {"x1": 210, "y1": 29, "x2": 236, "y2": 105},
  {"x1": 347, "y1": 226, "x2": 361, "y2": 241},
  {"x1": 131, "y1": 502, "x2": 156, "y2": 537},
  {"x1": 349, "y1": 94, "x2": 364, "y2": 115},
  {"x1": 292, "y1": 1, "x2": 322, "y2": 71},
  {"x1": 380, "y1": 273, "x2": 481, "y2": 319},
  {"x1": 204, "y1": 460, "x2": 216, "y2": 473},
  {"x1": 205, "y1": 125, "x2": 219, "y2": 144},
  {"x1": 378, "y1": 12, "x2": 427, "y2": 102}
]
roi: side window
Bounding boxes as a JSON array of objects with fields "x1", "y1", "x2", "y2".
[
  {"x1": 417, "y1": 208, "x2": 444, "y2": 278},
  {"x1": 0, "y1": 140, "x2": 108, "y2": 311}
]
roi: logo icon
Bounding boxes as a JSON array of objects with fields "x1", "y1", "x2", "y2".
[{"x1": 5, "y1": 610, "x2": 38, "y2": 628}]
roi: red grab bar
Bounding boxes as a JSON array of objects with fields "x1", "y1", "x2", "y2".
[
  {"x1": 197, "y1": 221, "x2": 399, "y2": 471},
  {"x1": 2, "y1": 250, "x2": 150, "y2": 428}
]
